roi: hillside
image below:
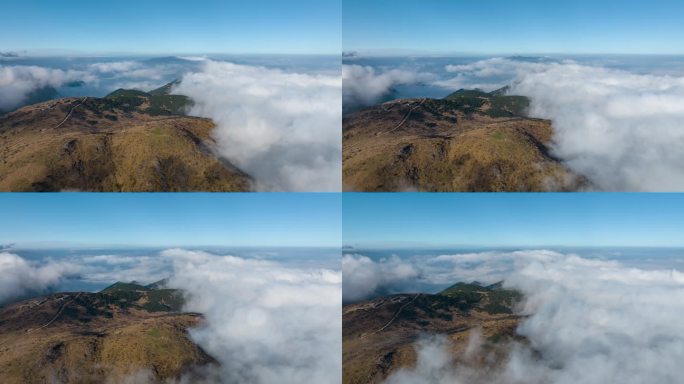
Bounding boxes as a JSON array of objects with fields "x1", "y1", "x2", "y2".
[
  {"x1": 343, "y1": 282, "x2": 524, "y2": 384},
  {"x1": 343, "y1": 88, "x2": 588, "y2": 191},
  {"x1": 0, "y1": 281, "x2": 215, "y2": 383},
  {"x1": 0, "y1": 82, "x2": 252, "y2": 191}
]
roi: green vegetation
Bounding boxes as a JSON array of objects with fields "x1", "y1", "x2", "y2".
[
  {"x1": 443, "y1": 87, "x2": 530, "y2": 118},
  {"x1": 483, "y1": 288, "x2": 523, "y2": 314},
  {"x1": 488, "y1": 95, "x2": 529, "y2": 118},
  {"x1": 98, "y1": 281, "x2": 185, "y2": 312},
  {"x1": 105, "y1": 89, "x2": 149, "y2": 98},
  {"x1": 142, "y1": 289, "x2": 185, "y2": 312},
  {"x1": 103, "y1": 80, "x2": 192, "y2": 116},
  {"x1": 146, "y1": 94, "x2": 192, "y2": 116},
  {"x1": 103, "y1": 82, "x2": 192, "y2": 116},
  {"x1": 438, "y1": 281, "x2": 522, "y2": 314}
]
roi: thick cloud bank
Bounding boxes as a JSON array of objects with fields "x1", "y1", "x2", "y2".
[
  {"x1": 0, "y1": 252, "x2": 78, "y2": 304},
  {"x1": 440, "y1": 58, "x2": 684, "y2": 191},
  {"x1": 342, "y1": 64, "x2": 433, "y2": 113},
  {"x1": 175, "y1": 61, "x2": 342, "y2": 191},
  {"x1": 0, "y1": 65, "x2": 89, "y2": 111},
  {"x1": 370, "y1": 249, "x2": 684, "y2": 384},
  {"x1": 164, "y1": 249, "x2": 342, "y2": 384}
]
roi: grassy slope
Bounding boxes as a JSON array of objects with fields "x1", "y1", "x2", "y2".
[
  {"x1": 0, "y1": 94, "x2": 250, "y2": 192},
  {"x1": 0, "y1": 284, "x2": 212, "y2": 383},
  {"x1": 343, "y1": 89, "x2": 585, "y2": 192}
]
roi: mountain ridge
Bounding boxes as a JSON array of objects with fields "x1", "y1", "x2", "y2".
[
  {"x1": 0, "y1": 281, "x2": 215, "y2": 383},
  {"x1": 343, "y1": 88, "x2": 588, "y2": 192},
  {"x1": 0, "y1": 82, "x2": 252, "y2": 192},
  {"x1": 343, "y1": 281, "x2": 524, "y2": 384}
]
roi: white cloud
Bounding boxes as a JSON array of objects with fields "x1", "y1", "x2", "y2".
[
  {"x1": 342, "y1": 64, "x2": 434, "y2": 112},
  {"x1": 174, "y1": 61, "x2": 342, "y2": 191},
  {"x1": 384, "y1": 335, "x2": 467, "y2": 384},
  {"x1": 342, "y1": 254, "x2": 420, "y2": 302},
  {"x1": 0, "y1": 252, "x2": 79, "y2": 304},
  {"x1": 0, "y1": 65, "x2": 90, "y2": 111},
  {"x1": 163, "y1": 249, "x2": 341, "y2": 384}
]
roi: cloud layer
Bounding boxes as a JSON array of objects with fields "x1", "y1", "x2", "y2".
[
  {"x1": 175, "y1": 61, "x2": 342, "y2": 191},
  {"x1": 164, "y1": 249, "x2": 342, "y2": 384},
  {"x1": 359, "y1": 249, "x2": 684, "y2": 384}
]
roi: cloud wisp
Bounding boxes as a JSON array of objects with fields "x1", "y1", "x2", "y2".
[{"x1": 175, "y1": 61, "x2": 342, "y2": 191}]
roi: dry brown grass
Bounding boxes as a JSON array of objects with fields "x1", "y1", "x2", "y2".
[
  {"x1": 0, "y1": 293, "x2": 215, "y2": 384},
  {"x1": 343, "y1": 98, "x2": 587, "y2": 191},
  {"x1": 0, "y1": 98, "x2": 251, "y2": 191}
]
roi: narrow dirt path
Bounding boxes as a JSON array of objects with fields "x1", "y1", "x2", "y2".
[
  {"x1": 375, "y1": 293, "x2": 421, "y2": 333},
  {"x1": 27, "y1": 292, "x2": 82, "y2": 333},
  {"x1": 53, "y1": 97, "x2": 88, "y2": 129},
  {"x1": 385, "y1": 99, "x2": 426, "y2": 134}
]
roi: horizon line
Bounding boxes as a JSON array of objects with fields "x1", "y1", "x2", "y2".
[
  {"x1": 343, "y1": 51, "x2": 684, "y2": 57},
  {"x1": 343, "y1": 244, "x2": 684, "y2": 250}
]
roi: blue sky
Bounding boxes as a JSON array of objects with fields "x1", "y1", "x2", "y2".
[
  {"x1": 0, "y1": 0, "x2": 340, "y2": 55},
  {"x1": 343, "y1": 0, "x2": 684, "y2": 55},
  {"x1": 344, "y1": 193, "x2": 684, "y2": 248},
  {"x1": 0, "y1": 193, "x2": 341, "y2": 248}
]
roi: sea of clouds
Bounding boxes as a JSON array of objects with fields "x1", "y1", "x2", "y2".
[
  {"x1": 174, "y1": 60, "x2": 341, "y2": 191},
  {"x1": 0, "y1": 248, "x2": 341, "y2": 384},
  {"x1": 344, "y1": 249, "x2": 684, "y2": 384},
  {"x1": 0, "y1": 55, "x2": 341, "y2": 191},
  {"x1": 343, "y1": 56, "x2": 684, "y2": 191}
]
